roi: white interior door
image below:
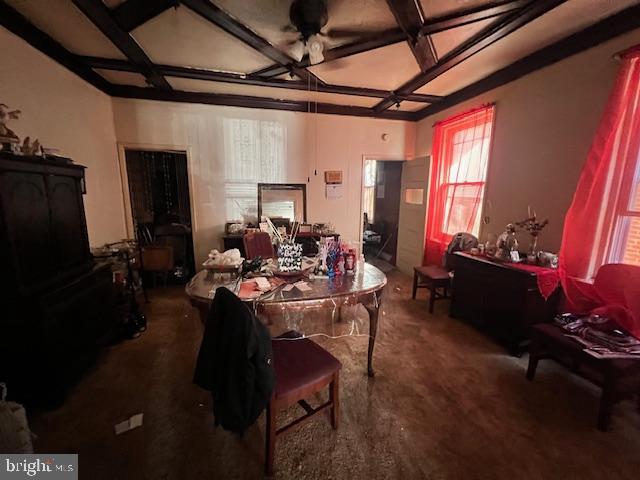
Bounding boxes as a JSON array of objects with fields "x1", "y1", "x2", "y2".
[{"x1": 396, "y1": 156, "x2": 430, "y2": 276}]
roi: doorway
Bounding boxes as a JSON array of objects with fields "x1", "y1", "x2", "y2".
[
  {"x1": 123, "y1": 149, "x2": 195, "y2": 284},
  {"x1": 362, "y1": 159, "x2": 403, "y2": 270}
]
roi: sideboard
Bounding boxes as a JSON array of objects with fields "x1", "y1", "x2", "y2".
[{"x1": 449, "y1": 252, "x2": 561, "y2": 355}]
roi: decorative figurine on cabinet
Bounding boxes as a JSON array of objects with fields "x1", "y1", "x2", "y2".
[
  {"x1": 0, "y1": 103, "x2": 21, "y2": 152},
  {"x1": 495, "y1": 223, "x2": 519, "y2": 261}
]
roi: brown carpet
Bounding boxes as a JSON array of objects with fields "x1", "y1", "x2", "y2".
[{"x1": 29, "y1": 270, "x2": 640, "y2": 479}]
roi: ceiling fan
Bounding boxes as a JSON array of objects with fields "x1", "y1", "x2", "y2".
[{"x1": 283, "y1": 0, "x2": 386, "y2": 65}]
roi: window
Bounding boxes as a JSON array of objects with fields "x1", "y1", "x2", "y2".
[
  {"x1": 424, "y1": 105, "x2": 494, "y2": 264},
  {"x1": 222, "y1": 118, "x2": 285, "y2": 222},
  {"x1": 609, "y1": 150, "x2": 640, "y2": 266},
  {"x1": 363, "y1": 160, "x2": 377, "y2": 225}
]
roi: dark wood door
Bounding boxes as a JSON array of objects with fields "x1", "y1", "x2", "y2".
[
  {"x1": 0, "y1": 171, "x2": 55, "y2": 291},
  {"x1": 47, "y1": 174, "x2": 90, "y2": 273}
]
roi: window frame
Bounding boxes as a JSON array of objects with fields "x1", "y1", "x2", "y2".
[{"x1": 428, "y1": 105, "x2": 495, "y2": 243}]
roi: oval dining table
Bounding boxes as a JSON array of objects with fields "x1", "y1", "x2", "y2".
[{"x1": 185, "y1": 263, "x2": 387, "y2": 377}]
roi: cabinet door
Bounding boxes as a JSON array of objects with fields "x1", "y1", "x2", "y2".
[
  {"x1": 0, "y1": 171, "x2": 56, "y2": 290},
  {"x1": 47, "y1": 174, "x2": 90, "y2": 272}
]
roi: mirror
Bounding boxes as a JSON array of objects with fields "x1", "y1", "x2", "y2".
[{"x1": 258, "y1": 183, "x2": 307, "y2": 224}]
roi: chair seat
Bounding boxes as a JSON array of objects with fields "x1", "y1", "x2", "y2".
[
  {"x1": 415, "y1": 265, "x2": 450, "y2": 281},
  {"x1": 272, "y1": 338, "x2": 341, "y2": 400}
]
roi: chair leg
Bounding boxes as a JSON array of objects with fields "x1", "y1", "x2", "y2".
[
  {"x1": 265, "y1": 400, "x2": 277, "y2": 475},
  {"x1": 598, "y1": 373, "x2": 616, "y2": 432},
  {"x1": 428, "y1": 283, "x2": 436, "y2": 314},
  {"x1": 526, "y1": 342, "x2": 540, "y2": 381},
  {"x1": 330, "y1": 373, "x2": 340, "y2": 430},
  {"x1": 412, "y1": 271, "x2": 418, "y2": 299}
]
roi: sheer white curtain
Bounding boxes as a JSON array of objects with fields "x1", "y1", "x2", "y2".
[{"x1": 222, "y1": 119, "x2": 285, "y2": 222}]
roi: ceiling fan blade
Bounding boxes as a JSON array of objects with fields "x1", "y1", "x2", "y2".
[{"x1": 325, "y1": 28, "x2": 387, "y2": 38}]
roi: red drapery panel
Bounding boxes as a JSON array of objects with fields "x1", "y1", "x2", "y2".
[
  {"x1": 559, "y1": 48, "x2": 640, "y2": 337},
  {"x1": 423, "y1": 105, "x2": 495, "y2": 265}
]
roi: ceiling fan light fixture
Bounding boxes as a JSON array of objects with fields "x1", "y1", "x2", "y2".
[{"x1": 307, "y1": 35, "x2": 324, "y2": 65}]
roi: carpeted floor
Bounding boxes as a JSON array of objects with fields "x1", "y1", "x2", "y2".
[{"x1": 29, "y1": 269, "x2": 640, "y2": 479}]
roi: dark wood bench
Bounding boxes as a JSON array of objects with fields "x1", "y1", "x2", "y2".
[
  {"x1": 527, "y1": 323, "x2": 640, "y2": 431},
  {"x1": 412, "y1": 265, "x2": 451, "y2": 314}
]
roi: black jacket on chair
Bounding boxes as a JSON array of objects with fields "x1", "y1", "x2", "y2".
[{"x1": 194, "y1": 287, "x2": 274, "y2": 434}]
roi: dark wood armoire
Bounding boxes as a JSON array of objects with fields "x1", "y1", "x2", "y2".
[{"x1": 0, "y1": 151, "x2": 115, "y2": 405}]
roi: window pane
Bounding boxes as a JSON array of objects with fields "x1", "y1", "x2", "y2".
[
  {"x1": 222, "y1": 118, "x2": 285, "y2": 222},
  {"x1": 364, "y1": 160, "x2": 377, "y2": 187},
  {"x1": 622, "y1": 216, "x2": 640, "y2": 266},
  {"x1": 448, "y1": 126, "x2": 491, "y2": 183},
  {"x1": 629, "y1": 177, "x2": 640, "y2": 212},
  {"x1": 442, "y1": 184, "x2": 483, "y2": 236}
]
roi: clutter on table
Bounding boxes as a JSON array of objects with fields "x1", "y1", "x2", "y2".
[{"x1": 555, "y1": 313, "x2": 640, "y2": 359}]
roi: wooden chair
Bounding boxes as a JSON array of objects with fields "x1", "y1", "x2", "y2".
[
  {"x1": 243, "y1": 232, "x2": 275, "y2": 260},
  {"x1": 412, "y1": 265, "x2": 451, "y2": 313},
  {"x1": 266, "y1": 336, "x2": 341, "y2": 475},
  {"x1": 140, "y1": 245, "x2": 174, "y2": 286}
]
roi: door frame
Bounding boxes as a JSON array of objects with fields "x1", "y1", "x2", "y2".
[
  {"x1": 116, "y1": 142, "x2": 198, "y2": 254},
  {"x1": 358, "y1": 154, "x2": 409, "y2": 253}
]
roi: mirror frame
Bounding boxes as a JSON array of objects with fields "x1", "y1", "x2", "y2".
[{"x1": 257, "y1": 183, "x2": 307, "y2": 223}]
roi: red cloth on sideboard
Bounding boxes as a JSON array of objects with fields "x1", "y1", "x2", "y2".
[{"x1": 504, "y1": 263, "x2": 560, "y2": 300}]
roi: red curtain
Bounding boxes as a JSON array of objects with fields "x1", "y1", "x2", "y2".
[
  {"x1": 423, "y1": 105, "x2": 495, "y2": 265},
  {"x1": 559, "y1": 47, "x2": 640, "y2": 337}
]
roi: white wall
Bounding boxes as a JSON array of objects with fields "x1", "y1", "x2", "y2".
[
  {"x1": 111, "y1": 98, "x2": 415, "y2": 263},
  {"x1": 0, "y1": 27, "x2": 125, "y2": 246},
  {"x1": 416, "y1": 28, "x2": 640, "y2": 253}
]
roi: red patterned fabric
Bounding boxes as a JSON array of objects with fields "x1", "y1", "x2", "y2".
[
  {"x1": 423, "y1": 105, "x2": 495, "y2": 264},
  {"x1": 558, "y1": 47, "x2": 640, "y2": 338},
  {"x1": 505, "y1": 263, "x2": 560, "y2": 300}
]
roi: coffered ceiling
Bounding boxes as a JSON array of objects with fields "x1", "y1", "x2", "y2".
[{"x1": 1, "y1": 0, "x2": 639, "y2": 121}]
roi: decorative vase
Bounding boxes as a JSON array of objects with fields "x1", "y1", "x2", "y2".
[
  {"x1": 277, "y1": 241, "x2": 302, "y2": 272},
  {"x1": 529, "y1": 235, "x2": 539, "y2": 255}
]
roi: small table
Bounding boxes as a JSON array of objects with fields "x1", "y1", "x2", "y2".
[
  {"x1": 185, "y1": 264, "x2": 387, "y2": 377},
  {"x1": 528, "y1": 323, "x2": 640, "y2": 431}
]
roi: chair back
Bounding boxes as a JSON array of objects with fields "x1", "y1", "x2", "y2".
[
  {"x1": 244, "y1": 232, "x2": 275, "y2": 260},
  {"x1": 141, "y1": 245, "x2": 174, "y2": 272},
  {"x1": 193, "y1": 287, "x2": 274, "y2": 433}
]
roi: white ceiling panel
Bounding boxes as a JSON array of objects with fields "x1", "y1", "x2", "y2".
[
  {"x1": 94, "y1": 69, "x2": 150, "y2": 87},
  {"x1": 309, "y1": 42, "x2": 421, "y2": 91},
  {"x1": 417, "y1": 0, "x2": 640, "y2": 96},
  {"x1": 215, "y1": 0, "x2": 398, "y2": 55},
  {"x1": 430, "y1": 18, "x2": 496, "y2": 58},
  {"x1": 397, "y1": 101, "x2": 429, "y2": 112},
  {"x1": 167, "y1": 77, "x2": 379, "y2": 107},
  {"x1": 6, "y1": 0, "x2": 126, "y2": 58},
  {"x1": 131, "y1": 6, "x2": 274, "y2": 73}
]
